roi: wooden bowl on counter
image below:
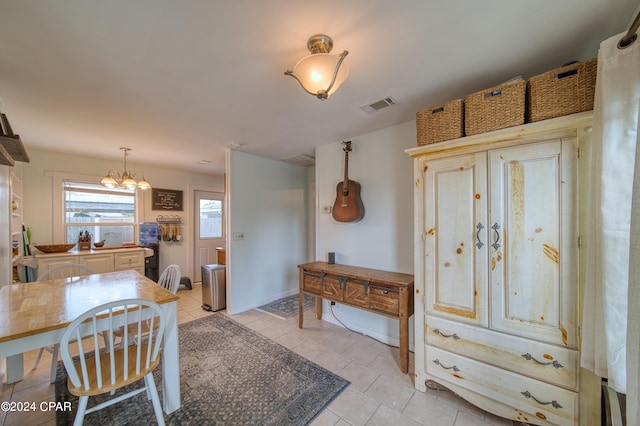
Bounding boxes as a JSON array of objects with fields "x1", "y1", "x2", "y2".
[{"x1": 34, "y1": 244, "x2": 77, "y2": 253}]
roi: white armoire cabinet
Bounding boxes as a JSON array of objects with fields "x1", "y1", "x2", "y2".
[{"x1": 406, "y1": 112, "x2": 600, "y2": 426}]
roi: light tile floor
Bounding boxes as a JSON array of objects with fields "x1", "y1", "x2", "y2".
[{"x1": 1, "y1": 283, "x2": 516, "y2": 426}]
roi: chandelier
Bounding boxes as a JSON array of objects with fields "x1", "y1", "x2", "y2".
[
  {"x1": 284, "y1": 34, "x2": 349, "y2": 100},
  {"x1": 100, "y1": 147, "x2": 151, "y2": 190}
]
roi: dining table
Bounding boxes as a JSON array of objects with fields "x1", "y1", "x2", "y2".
[{"x1": 0, "y1": 269, "x2": 181, "y2": 414}]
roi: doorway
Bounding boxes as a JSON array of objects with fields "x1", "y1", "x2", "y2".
[{"x1": 193, "y1": 190, "x2": 225, "y2": 282}]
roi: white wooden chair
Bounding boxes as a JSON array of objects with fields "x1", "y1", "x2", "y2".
[
  {"x1": 59, "y1": 298, "x2": 166, "y2": 426},
  {"x1": 33, "y1": 263, "x2": 96, "y2": 383},
  {"x1": 113, "y1": 265, "x2": 180, "y2": 346},
  {"x1": 158, "y1": 264, "x2": 181, "y2": 294}
]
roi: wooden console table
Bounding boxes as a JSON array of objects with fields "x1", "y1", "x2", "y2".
[{"x1": 298, "y1": 261, "x2": 414, "y2": 373}]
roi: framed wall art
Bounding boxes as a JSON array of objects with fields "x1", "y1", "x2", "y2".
[{"x1": 152, "y1": 188, "x2": 183, "y2": 211}]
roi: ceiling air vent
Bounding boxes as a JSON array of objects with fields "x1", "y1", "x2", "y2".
[{"x1": 360, "y1": 96, "x2": 398, "y2": 114}]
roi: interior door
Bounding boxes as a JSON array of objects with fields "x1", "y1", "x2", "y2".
[{"x1": 193, "y1": 190, "x2": 225, "y2": 282}]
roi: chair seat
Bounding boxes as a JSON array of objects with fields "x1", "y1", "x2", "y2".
[{"x1": 68, "y1": 343, "x2": 160, "y2": 397}]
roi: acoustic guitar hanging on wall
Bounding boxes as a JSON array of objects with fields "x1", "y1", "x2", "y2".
[{"x1": 332, "y1": 141, "x2": 365, "y2": 222}]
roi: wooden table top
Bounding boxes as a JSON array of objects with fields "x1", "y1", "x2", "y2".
[
  {"x1": 298, "y1": 261, "x2": 414, "y2": 287},
  {"x1": 0, "y1": 270, "x2": 179, "y2": 343}
]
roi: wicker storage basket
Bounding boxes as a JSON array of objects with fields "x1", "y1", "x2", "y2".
[
  {"x1": 464, "y1": 79, "x2": 526, "y2": 136},
  {"x1": 528, "y1": 58, "x2": 597, "y2": 122},
  {"x1": 416, "y1": 99, "x2": 464, "y2": 146}
]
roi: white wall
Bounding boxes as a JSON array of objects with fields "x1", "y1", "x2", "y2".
[
  {"x1": 21, "y1": 148, "x2": 223, "y2": 280},
  {"x1": 226, "y1": 150, "x2": 308, "y2": 314},
  {"x1": 316, "y1": 120, "x2": 415, "y2": 346}
]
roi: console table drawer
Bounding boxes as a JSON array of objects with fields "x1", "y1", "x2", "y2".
[
  {"x1": 323, "y1": 274, "x2": 344, "y2": 301},
  {"x1": 343, "y1": 278, "x2": 369, "y2": 307},
  {"x1": 302, "y1": 271, "x2": 323, "y2": 294},
  {"x1": 370, "y1": 285, "x2": 399, "y2": 314}
]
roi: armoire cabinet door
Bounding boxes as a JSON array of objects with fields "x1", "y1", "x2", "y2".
[
  {"x1": 423, "y1": 153, "x2": 488, "y2": 326},
  {"x1": 489, "y1": 139, "x2": 578, "y2": 348}
]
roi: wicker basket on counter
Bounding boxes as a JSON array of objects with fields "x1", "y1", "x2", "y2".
[
  {"x1": 528, "y1": 58, "x2": 597, "y2": 122},
  {"x1": 464, "y1": 79, "x2": 526, "y2": 136},
  {"x1": 416, "y1": 99, "x2": 464, "y2": 146}
]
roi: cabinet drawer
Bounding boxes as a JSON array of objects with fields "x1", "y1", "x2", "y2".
[
  {"x1": 79, "y1": 253, "x2": 114, "y2": 274},
  {"x1": 370, "y1": 285, "x2": 399, "y2": 314},
  {"x1": 344, "y1": 278, "x2": 368, "y2": 307},
  {"x1": 114, "y1": 251, "x2": 144, "y2": 270},
  {"x1": 426, "y1": 346, "x2": 578, "y2": 426},
  {"x1": 302, "y1": 270, "x2": 323, "y2": 294},
  {"x1": 323, "y1": 274, "x2": 343, "y2": 301},
  {"x1": 425, "y1": 316, "x2": 578, "y2": 390}
]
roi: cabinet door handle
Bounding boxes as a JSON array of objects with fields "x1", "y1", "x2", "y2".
[
  {"x1": 521, "y1": 353, "x2": 564, "y2": 368},
  {"x1": 520, "y1": 391, "x2": 563, "y2": 409},
  {"x1": 492, "y1": 222, "x2": 501, "y2": 250},
  {"x1": 475, "y1": 223, "x2": 484, "y2": 249},
  {"x1": 433, "y1": 359, "x2": 460, "y2": 372},
  {"x1": 434, "y1": 328, "x2": 460, "y2": 339}
]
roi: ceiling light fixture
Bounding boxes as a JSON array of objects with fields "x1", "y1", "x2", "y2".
[
  {"x1": 284, "y1": 34, "x2": 349, "y2": 100},
  {"x1": 100, "y1": 147, "x2": 151, "y2": 190}
]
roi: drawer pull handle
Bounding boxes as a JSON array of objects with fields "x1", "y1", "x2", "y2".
[
  {"x1": 476, "y1": 223, "x2": 484, "y2": 249},
  {"x1": 521, "y1": 353, "x2": 564, "y2": 368},
  {"x1": 520, "y1": 391, "x2": 563, "y2": 409},
  {"x1": 492, "y1": 223, "x2": 501, "y2": 250},
  {"x1": 433, "y1": 359, "x2": 460, "y2": 372},
  {"x1": 303, "y1": 271, "x2": 324, "y2": 279},
  {"x1": 381, "y1": 290, "x2": 389, "y2": 295},
  {"x1": 434, "y1": 328, "x2": 460, "y2": 340}
]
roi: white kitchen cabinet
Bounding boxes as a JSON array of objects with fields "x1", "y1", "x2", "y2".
[
  {"x1": 78, "y1": 253, "x2": 114, "y2": 274},
  {"x1": 36, "y1": 248, "x2": 147, "y2": 277},
  {"x1": 114, "y1": 250, "x2": 144, "y2": 274},
  {"x1": 406, "y1": 112, "x2": 599, "y2": 426},
  {"x1": 37, "y1": 256, "x2": 78, "y2": 273}
]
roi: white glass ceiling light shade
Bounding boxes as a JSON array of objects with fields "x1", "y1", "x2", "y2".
[
  {"x1": 285, "y1": 34, "x2": 349, "y2": 100},
  {"x1": 100, "y1": 147, "x2": 151, "y2": 190}
]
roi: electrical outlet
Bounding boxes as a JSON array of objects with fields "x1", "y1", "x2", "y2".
[
  {"x1": 323, "y1": 206, "x2": 332, "y2": 214},
  {"x1": 233, "y1": 232, "x2": 245, "y2": 241}
]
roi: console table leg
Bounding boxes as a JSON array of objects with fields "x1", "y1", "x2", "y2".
[
  {"x1": 400, "y1": 313, "x2": 409, "y2": 374},
  {"x1": 298, "y1": 292, "x2": 303, "y2": 328},
  {"x1": 315, "y1": 296, "x2": 323, "y2": 320}
]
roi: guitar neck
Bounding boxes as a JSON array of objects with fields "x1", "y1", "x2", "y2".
[{"x1": 343, "y1": 150, "x2": 349, "y2": 186}]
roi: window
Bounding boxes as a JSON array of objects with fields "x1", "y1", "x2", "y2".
[
  {"x1": 63, "y1": 181, "x2": 137, "y2": 246},
  {"x1": 199, "y1": 198, "x2": 223, "y2": 238}
]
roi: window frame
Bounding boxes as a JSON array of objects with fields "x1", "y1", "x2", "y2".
[{"x1": 47, "y1": 171, "x2": 145, "y2": 244}]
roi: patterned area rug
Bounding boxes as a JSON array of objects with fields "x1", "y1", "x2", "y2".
[
  {"x1": 255, "y1": 294, "x2": 316, "y2": 320},
  {"x1": 55, "y1": 313, "x2": 349, "y2": 425}
]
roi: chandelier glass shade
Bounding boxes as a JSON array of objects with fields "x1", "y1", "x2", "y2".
[
  {"x1": 285, "y1": 34, "x2": 349, "y2": 100},
  {"x1": 100, "y1": 147, "x2": 151, "y2": 190}
]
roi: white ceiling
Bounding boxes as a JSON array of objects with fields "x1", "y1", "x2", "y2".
[{"x1": 0, "y1": 0, "x2": 638, "y2": 175}]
